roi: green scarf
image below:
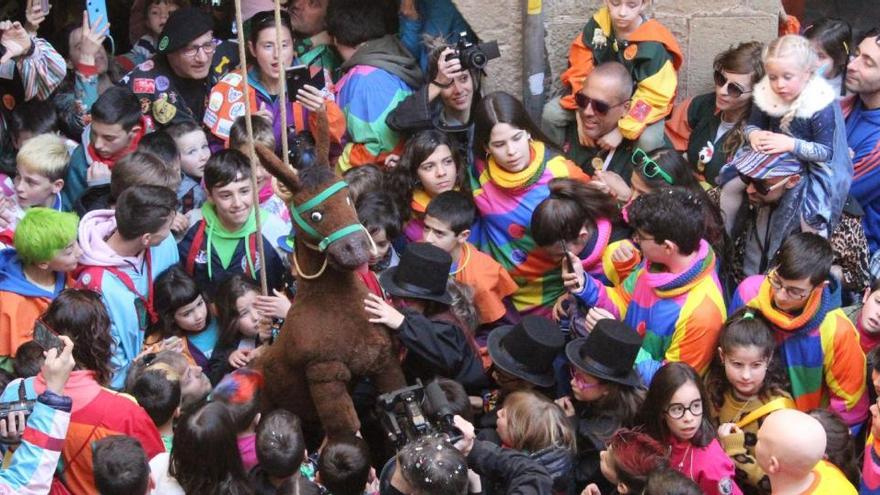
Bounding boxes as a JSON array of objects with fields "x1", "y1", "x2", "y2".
[{"x1": 201, "y1": 203, "x2": 257, "y2": 279}]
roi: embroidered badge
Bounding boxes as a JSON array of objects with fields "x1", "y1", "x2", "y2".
[
  {"x1": 228, "y1": 88, "x2": 243, "y2": 103},
  {"x1": 230, "y1": 102, "x2": 246, "y2": 118},
  {"x1": 152, "y1": 94, "x2": 177, "y2": 124},
  {"x1": 155, "y1": 75, "x2": 170, "y2": 92},
  {"x1": 139, "y1": 97, "x2": 152, "y2": 114},
  {"x1": 591, "y1": 27, "x2": 607, "y2": 49},
  {"x1": 158, "y1": 36, "x2": 169, "y2": 52},
  {"x1": 133, "y1": 78, "x2": 156, "y2": 94},
  {"x1": 208, "y1": 92, "x2": 224, "y2": 112},
  {"x1": 204, "y1": 109, "x2": 218, "y2": 127},
  {"x1": 195, "y1": 250, "x2": 208, "y2": 264},
  {"x1": 718, "y1": 477, "x2": 734, "y2": 495},
  {"x1": 138, "y1": 60, "x2": 155, "y2": 72},
  {"x1": 629, "y1": 100, "x2": 651, "y2": 122},
  {"x1": 624, "y1": 43, "x2": 638, "y2": 61}
]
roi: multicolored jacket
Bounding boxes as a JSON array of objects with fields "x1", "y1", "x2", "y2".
[
  {"x1": 0, "y1": 390, "x2": 71, "y2": 495},
  {"x1": 335, "y1": 35, "x2": 422, "y2": 171},
  {"x1": 559, "y1": 6, "x2": 683, "y2": 140},
  {"x1": 843, "y1": 96, "x2": 880, "y2": 252},
  {"x1": 0, "y1": 371, "x2": 163, "y2": 495},
  {"x1": 469, "y1": 140, "x2": 590, "y2": 317},
  {"x1": 203, "y1": 68, "x2": 345, "y2": 150},
  {"x1": 743, "y1": 276, "x2": 868, "y2": 427},
  {"x1": 862, "y1": 433, "x2": 880, "y2": 494},
  {"x1": 572, "y1": 239, "x2": 726, "y2": 383}
]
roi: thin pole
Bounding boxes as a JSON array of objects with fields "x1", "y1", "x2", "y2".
[
  {"x1": 273, "y1": 0, "x2": 291, "y2": 167},
  {"x1": 233, "y1": 0, "x2": 269, "y2": 296}
]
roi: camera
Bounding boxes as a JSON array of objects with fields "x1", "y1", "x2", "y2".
[
  {"x1": 377, "y1": 380, "x2": 461, "y2": 449},
  {"x1": 286, "y1": 130, "x2": 318, "y2": 170},
  {"x1": 445, "y1": 32, "x2": 500, "y2": 71},
  {"x1": 0, "y1": 382, "x2": 35, "y2": 425}
]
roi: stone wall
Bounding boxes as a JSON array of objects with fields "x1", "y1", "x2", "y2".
[{"x1": 453, "y1": 0, "x2": 780, "y2": 102}]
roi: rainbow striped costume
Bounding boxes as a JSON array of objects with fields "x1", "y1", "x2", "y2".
[
  {"x1": 745, "y1": 278, "x2": 868, "y2": 427},
  {"x1": 469, "y1": 140, "x2": 590, "y2": 317},
  {"x1": 573, "y1": 240, "x2": 726, "y2": 383}
]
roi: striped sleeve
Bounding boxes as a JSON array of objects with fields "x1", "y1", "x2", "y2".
[
  {"x1": 822, "y1": 312, "x2": 869, "y2": 426},
  {"x1": 16, "y1": 37, "x2": 67, "y2": 102},
  {"x1": 666, "y1": 283, "x2": 726, "y2": 374},
  {"x1": 0, "y1": 400, "x2": 69, "y2": 495},
  {"x1": 572, "y1": 264, "x2": 636, "y2": 319}
]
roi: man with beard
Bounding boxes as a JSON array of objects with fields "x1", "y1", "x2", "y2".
[
  {"x1": 288, "y1": 0, "x2": 341, "y2": 78},
  {"x1": 123, "y1": 7, "x2": 233, "y2": 128},
  {"x1": 843, "y1": 27, "x2": 880, "y2": 252}
]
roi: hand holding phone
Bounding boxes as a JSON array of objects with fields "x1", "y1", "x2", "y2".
[
  {"x1": 86, "y1": 0, "x2": 109, "y2": 36},
  {"x1": 33, "y1": 320, "x2": 64, "y2": 356}
]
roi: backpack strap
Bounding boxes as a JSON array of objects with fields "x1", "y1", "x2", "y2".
[
  {"x1": 735, "y1": 397, "x2": 796, "y2": 429},
  {"x1": 185, "y1": 220, "x2": 207, "y2": 276}
]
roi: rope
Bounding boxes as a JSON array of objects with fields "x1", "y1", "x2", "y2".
[
  {"x1": 293, "y1": 250, "x2": 329, "y2": 279},
  {"x1": 273, "y1": 0, "x2": 291, "y2": 167},
  {"x1": 233, "y1": 0, "x2": 269, "y2": 296}
]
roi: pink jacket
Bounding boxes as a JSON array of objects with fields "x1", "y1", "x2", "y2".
[{"x1": 668, "y1": 436, "x2": 742, "y2": 495}]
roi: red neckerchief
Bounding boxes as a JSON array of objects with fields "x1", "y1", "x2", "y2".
[
  {"x1": 85, "y1": 117, "x2": 147, "y2": 168},
  {"x1": 102, "y1": 250, "x2": 157, "y2": 324}
]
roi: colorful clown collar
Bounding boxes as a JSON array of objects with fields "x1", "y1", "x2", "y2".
[
  {"x1": 640, "y1": 239, "x2": 716, "y2": 298},
  {"x1": 486, "y1": 141, "x2": 544, "y2": 190},
  {"x1": 411, "y1": 188, "x2": 432, "y2": 215},
  {"x1": 580, "y1": 218, "x2": 612, "y2": 270},
  {"x1": 747, "y1": 277, "x2": 831, "y2": 333}
]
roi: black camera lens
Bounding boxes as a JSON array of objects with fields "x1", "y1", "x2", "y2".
[{"x1": 471, "y1": 53, "x2": 487, "y2": 69}]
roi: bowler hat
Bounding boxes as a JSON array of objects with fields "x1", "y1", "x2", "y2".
[
  {"x1": 566, "y1": 319, "x2": 642, "y2": 387},
  {"x1": 487, "y1": 316, "x2": 565, "y2": 388},
  {"x1": 379, "y1": 243, "x2": 452, "y2": 305}
]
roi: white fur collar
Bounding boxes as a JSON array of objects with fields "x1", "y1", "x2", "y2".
[{"x1": 752, "y1": 75, "x2": 836, "y2": 118}]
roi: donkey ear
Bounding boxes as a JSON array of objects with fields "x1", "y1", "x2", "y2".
[
  {"x1": 254, "y1": 144, "x2": 301, "y2": 194},
  {"x1": 314, "y1": 110, "x2": 331, "y2": 171}
]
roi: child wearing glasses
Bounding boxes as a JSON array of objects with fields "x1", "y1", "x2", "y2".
[
  {"x1": 638, "y1": 362, "x2": 742, "y2": 495},
  {"x1": 705, "y1": 309, "x2": 793, "y2": 495},
  {"x1": 546, "y1": 0, "x2": 683, "y2": 152},
  {"x1": 719, "y1": 35, "x2": 853, "y2": 238},
  {"x1": 733, "y1": 233, "x2": 868, "y2": 428}
]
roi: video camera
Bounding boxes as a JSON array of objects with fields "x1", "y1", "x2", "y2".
[
  {"x1": 445, "y1": 32, "x2": 500, "y2": 71},
  {"x1": 377, "y1": 380, "x2": 462, "y2": 449}
]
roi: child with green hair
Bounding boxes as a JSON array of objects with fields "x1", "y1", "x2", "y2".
[{"x1": 0, "y1": 207, "x2": 80, "y2": 371}]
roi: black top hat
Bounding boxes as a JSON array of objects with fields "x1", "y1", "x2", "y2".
[
  {"x1": 379, "y1": 243, "x2": 452, "y2": 305},
  {"x1": 487, "y1": 316, "x2": 565, "y2": 388},
  {"x1": 566, "y1": 319, "x2": 643, "y2": 388}
]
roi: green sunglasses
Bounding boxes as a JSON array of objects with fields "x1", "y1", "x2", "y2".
[{"x1": 631, "y1": 148, "x2": 674, "y2": 185}]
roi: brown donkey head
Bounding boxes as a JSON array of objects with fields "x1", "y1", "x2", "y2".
[{"x1": 254, "y1": 144, "x2": 371, "y2": 270}]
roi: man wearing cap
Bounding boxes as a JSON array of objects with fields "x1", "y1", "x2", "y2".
[
  {"x1": 719, "y1": 155, "x2": 869, "y2": 295},
  {"x1": 122, "y1": 6, "x2": 236, "y2": 128},
  {"x1": 843, "y1": 28, "x2": 880, "y2": 253}
]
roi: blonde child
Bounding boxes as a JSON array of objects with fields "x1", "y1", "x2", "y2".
[
  {"x1": 2, "y1": 134, "x2": 68, "y2": 227},
  {"x1": 496, "y1": 390, "x2": 576, "y2": 492},
  {"x1": 720, "y1": 34, "x2": 852, "y2": 237},
  {"x1": 167, "y1": 121, "x2": 210, "y2": 215},
  {"x1": 705, "y1": 309, "x2": 793, "y2": 494}
]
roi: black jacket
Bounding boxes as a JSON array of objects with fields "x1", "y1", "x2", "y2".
[
  {"x1": 398, "y1": 309, "x2": 489, "y2": 395},
  {"x1": 467, "y1": 440, "x2": 554, "y2": 495}
]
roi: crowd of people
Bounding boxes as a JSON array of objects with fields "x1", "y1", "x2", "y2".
[{"x1": 1, "y1": 0, "x2": 880, "y2": 493}]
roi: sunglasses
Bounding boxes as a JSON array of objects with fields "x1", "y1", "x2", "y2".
[
  {"x1": 574, "y1": 92, "x2": 626, "y2": 116},
  {"x1": 713, "y1": 70, "x2": 752, "y2": 99},
  {"x1": 737, "y1": 172, "x2": 789, "y2": 196},
  {"x1": 570, "y1": 367, "x2": 602, "y2": 390},
  {"x1": 631, "y1": 148, "x2": 674, "y2": 185}
]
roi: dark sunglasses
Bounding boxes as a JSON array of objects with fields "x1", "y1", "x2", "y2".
[
  {"x1": 574, "y1": 92, "x2": 626, "y2": 116},
  {"x1": 631, "y1": 148, "x2": 674, "y2": 185},
  {"x1": 737, "y1": 172, "x2": 788, "y2": 196},
  {"x1": 713, "y1": 70, "x2": 752, "y2": 99}
]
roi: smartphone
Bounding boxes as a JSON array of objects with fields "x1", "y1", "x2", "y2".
[
  {"x1": 33, "y1": 320, "x2": 64, "y2": 355},
  {"x1": 560, "y1": 240, "x2": 573, "y2": 273},
  {"x1": 286, "y1": 64, "x2": 326, "y2": 100},
  {"x1": 86, "y1": 0, "x2": 109, "y2": 34},
  {"x1": 286, "y1": 65, "x2": 311, "y2": 99}
]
